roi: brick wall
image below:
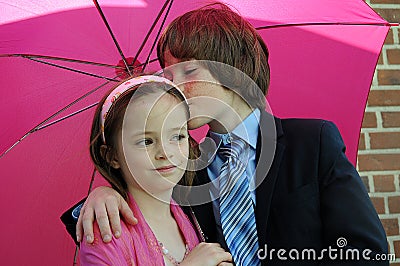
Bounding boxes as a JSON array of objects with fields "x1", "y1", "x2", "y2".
[{"x1": 361, "y1": 1, "x2": 400, "y2": 264}]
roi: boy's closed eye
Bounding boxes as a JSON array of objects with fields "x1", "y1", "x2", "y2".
[
  {"x1": 171, "y1": 134, "x2": 187, "y2": 142},
  {"x1": 184, "y1": 68, "x2": 196, "y2": 75}
]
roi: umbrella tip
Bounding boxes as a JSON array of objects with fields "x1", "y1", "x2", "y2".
[{"x1": 115, "y1": 57, "x2": 142, "y2": 80}]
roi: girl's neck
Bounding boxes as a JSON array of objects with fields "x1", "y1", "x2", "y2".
[{"x1": 128, "y1": 186, "x2": 174, "y2": 222}]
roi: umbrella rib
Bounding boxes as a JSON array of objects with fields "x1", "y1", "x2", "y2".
[
  {"x1": 142, "y1": 0, "x2": 175, "y2": 71},
  {"x1": 35, "y1": 102, "x2": 98, "y2": 131},
  {"x1": 28, "y1": 57, "x2": 119, "y2": 82},
  {"x1": 0, "y1": 78, "x2": 115, "y2": 158},
  {"x1": 2, "y1": 54, "x2": 121, "y2": 69},
  {"x1": 255, "y1": 22, "x2": 391, "y2": 30},
  {"x1": 73, "y1": 245, "x2": 79, "y2": 265},
  {"x1": 93, "y1": 0, "x2": 132, "y2": 76},
  {"x1": 33, "y1": 79, "x2": 112, "y2": 130},
  {"x1": 132, "y1": 0, "x2": 172, "y2": 67},
  {"x1": 71, "y1": 167, "x2": 97, "y2": 265},
  {"x1": 88, "y1": 168, "x2": 97, "y2": 195}
]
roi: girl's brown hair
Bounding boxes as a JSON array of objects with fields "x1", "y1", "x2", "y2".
[
  {"x1": 157, "y1": 2, "x2": 270, "y2": 109},
  {"x1": 90, "y1": 79, "x2": 197, "y2": 200}
]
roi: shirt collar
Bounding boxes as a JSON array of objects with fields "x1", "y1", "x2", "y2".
[{"x1": 208, "y1": 108, "x2": 260, "y2": 150}]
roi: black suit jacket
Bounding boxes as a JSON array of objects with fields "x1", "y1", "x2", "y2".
[
  {"x1": 62, "y1": 111, "x2": 388, "y2": 265},
  {"x1": 179, "y1": 111, "x2": 388, "y2": 266}
]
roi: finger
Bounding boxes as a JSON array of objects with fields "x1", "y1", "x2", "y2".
[
  {"x1": 119, "y1": 198, "x2": 137, "y2": 226},
  {"x1": 94, "y1": 204, "x2": 113, "y2": 243},
  {"x1": 81, "y1": 206, "x2": 95, "y2": 244},
  {"x1": 215, "y1": 252, "x2": 233, "y2": 264},
  {"x1": 217, "y1": 263, "x2": 234, "y2": 266},
  {"x1": 200, "y1": 242, "x2": 221, "y2": 248},
  {"x1": 76, "y1": 206, "x2": 85, "y2": 242},
  {"x1": 105, "y1": 199, "x2": 122, "y2": 238}
]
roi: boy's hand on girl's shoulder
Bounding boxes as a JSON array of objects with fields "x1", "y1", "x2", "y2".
[{"x1": 76, "y1": 186, "x2": 137, "y2": 244}]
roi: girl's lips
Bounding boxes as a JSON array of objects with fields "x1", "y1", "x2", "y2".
[{"x1": 155, "y1": 165, "x2": 177, "y2": 173}]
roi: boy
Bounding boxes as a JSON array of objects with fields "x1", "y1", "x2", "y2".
[{"x1": 69, "y1": 3, "x2": 388, "y2": 265}]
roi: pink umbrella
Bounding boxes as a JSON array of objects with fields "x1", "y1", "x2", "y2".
[{"x1": 0, "y1": 0, "x2": 391, "y2": 265}]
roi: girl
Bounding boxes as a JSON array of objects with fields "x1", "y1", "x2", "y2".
[{"x1": 80, "y1": 75, "x2": 232, "y2": 265}]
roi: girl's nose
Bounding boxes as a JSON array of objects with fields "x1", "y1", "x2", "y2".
[{"x1": 154, "y1": 143, "x2": 173, "y2": 160}]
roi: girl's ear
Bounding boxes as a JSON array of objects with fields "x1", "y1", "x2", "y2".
[{"x1": 100, "y1": 144, "x2": 121, "y2": 169}]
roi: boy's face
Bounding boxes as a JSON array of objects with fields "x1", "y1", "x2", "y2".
[
  {"x1": 115, "y1": 92, "x2": 189, "y2": 195},
  {"x1": 163, "y1": 50, "x2": 237, "y2": 130}
]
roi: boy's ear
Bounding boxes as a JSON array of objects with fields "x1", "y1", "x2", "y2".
[{"x1": 100, "y1": 144, "x2": 121, "y2": 169}]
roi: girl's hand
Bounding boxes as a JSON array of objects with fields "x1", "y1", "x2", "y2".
[{"x1": 180, "y1": 242, "x2": 233, "y2": 266}]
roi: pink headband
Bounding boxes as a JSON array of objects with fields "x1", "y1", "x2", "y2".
[{"x1": 100, "y1": 75, "x2": 183, "y2": 143}]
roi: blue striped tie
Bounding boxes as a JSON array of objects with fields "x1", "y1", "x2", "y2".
[{"x1": 218, "y1": 137, "x2": 260, "y2": 266}]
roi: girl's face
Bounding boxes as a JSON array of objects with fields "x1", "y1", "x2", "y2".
[{"x1": 114, "y1": 92, "x2": 189, "y2": 196}]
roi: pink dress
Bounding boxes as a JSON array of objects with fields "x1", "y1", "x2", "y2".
[{"x1": 80, "y1": 194, "x2": 200, "y2": 265}]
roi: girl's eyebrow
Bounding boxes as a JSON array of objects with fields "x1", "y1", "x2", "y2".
[
  {"x1": 129, "y1": 131, "x2": 149, "y2": 137},
  {"x1": 130, "y1": 127, "x2": 186, "y2": 137}
]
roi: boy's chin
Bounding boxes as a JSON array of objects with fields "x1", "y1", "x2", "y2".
[{"x1": 187, "y1": 117, "x2": 211, "y2": 130}]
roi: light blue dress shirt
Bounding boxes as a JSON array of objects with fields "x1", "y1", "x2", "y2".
[{"x1": 206, "y1": 109, "x2": 260, "y2": 231}]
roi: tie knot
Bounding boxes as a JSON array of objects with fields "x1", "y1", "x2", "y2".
[{"x1": 218, "y1": 137, "x2": 247, "y2": 160}]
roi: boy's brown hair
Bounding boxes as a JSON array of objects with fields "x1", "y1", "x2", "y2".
[{"x1": 157, "y1": 2, "x2": 270, "y2": 109}]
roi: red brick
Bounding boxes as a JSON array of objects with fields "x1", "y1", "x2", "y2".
[
  {"x1": 394, "y1": 240, "x2": 400, "y2": 259},
  {"x1": 384, "y1": 28, "x2": 394, "y2": 45},
  {"x1": 377, "y1": 70, "x2": 400, "y2": 85},
  {"x1": 378, "y1": 52, "x2": 384, "y2": 65},
  {"x1": 358, "y1": 133, "x2": 366, "y2": 150},
  {"x1": 374, "y1": 9, "x2": 400, "y2": 23},
  {"x1": 362, "y1": 112, "x2": 377, "y2": 128},
  {"x1": 370, "y1": 132, "x2": 400, "y2": 149},
  {"x1": 358, "y1": 154, "x2": 400, "y2": 171},
  {"x1": 374, "y1": 175, "x2": 396, "y2": 192},
  {"x1": 388, "y1": 196, "x2": 400, "y2": 213},
  {"x1": 371, "y1": 197, "x2": 386, "y2": 214},
  {"x1": 361, "y1": 176, "x2": 370, "y2": 192},
  {"x1": 387, "y1": 49, "x2": 400, "y2": 64},
  {"x1": 368, "y1": 90, "x2": 400, "y2": 106},
  {"x1": 381, "y1": 218, "x2": 399, "y2": 236},
  {"x1": 382, "y1": 112, "x2": 400, "y2": 128},
  {"x1": 370, "y1": 0, "x2": 400, "y2": 3}
]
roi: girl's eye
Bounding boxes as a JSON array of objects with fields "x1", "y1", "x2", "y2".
[
  {"x1": 171, "y1": 134, "x2": 187, "y2": 141},
  {"x1": 136, "y1": 138, "x2": 153, "y2": 146}
]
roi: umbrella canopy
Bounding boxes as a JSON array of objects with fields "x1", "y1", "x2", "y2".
[{"x1": 0, "y1": 0, "x2": 390, "y2": 265}]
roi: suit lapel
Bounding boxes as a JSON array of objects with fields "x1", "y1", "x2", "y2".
[
  {"x1": 181, "y1": 112, "x2": 286, "y2": 248},
  {"x1": 255, "y1": 113, "x2": 285, "y2": 247}
]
